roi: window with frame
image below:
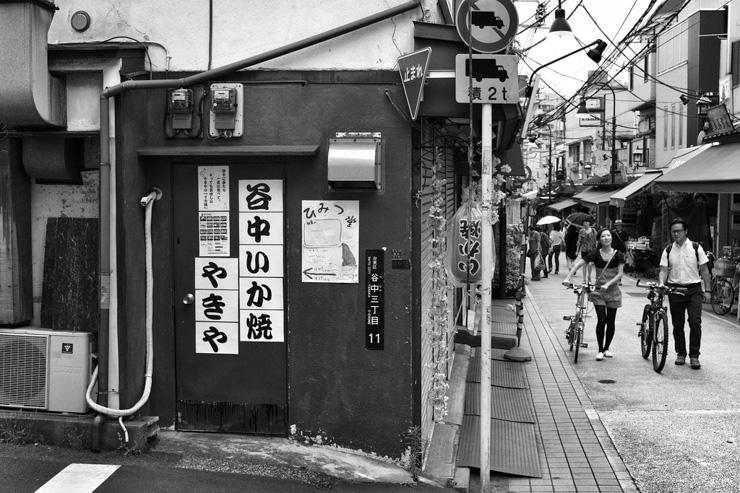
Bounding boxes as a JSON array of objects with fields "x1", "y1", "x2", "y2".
[
  {"x1": 732, "y1": 40, "x2": 740, "y2": 87},
  {"x1": 671, "y1": 103, "x2": 675, "y2": 149},
  {"x1": 663, "y1": 105, "x2": 668, "y2": 150}
]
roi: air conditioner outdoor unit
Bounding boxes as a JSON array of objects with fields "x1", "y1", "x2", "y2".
[{"x1": 0, "y1": 328, "x2": 92, "y2": 413}]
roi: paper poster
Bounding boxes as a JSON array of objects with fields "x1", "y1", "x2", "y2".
[
  {"x1": 238, "y1": 180, "x2": 285, "y2": 343},
  {"x1": 199, "y1": 212, "x2": 230, "y2": 256},
  {"x1": 195, "y1": 322, "x2": 239, "y2": 354},
  {"x1": 198, "y1": 166, "x2": 229, "y2": 211},
  {"x1": 194, "y1": 257, "x2": 239, "y2": 290},
  {"x1": 301, "y1": 200, "x2": 360, "y2": 283},
  {"x1": 240, "y1": 310, "x2": 284, "y2": 342}
]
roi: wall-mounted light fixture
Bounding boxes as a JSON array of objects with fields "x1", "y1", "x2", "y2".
[{"x1": 327, "y1": 132, "x2": 383, "y2": 191}]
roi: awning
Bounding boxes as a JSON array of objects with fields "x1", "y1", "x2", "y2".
[
  {"x1": 546, "y1": 198, "x2": 578, "y2": 212},
  {"x1": 655, "y1": 142, "x2": 740, "y2": 193},
  {"x1": 572, "y1": 187, "x2": 615, "y2": 205},
  {"x1": 664, "y1": 143, "x2": 715, "y2": 170},
  {"x1": 609, "y1": 170, "x2": 663, "y2": 207}
]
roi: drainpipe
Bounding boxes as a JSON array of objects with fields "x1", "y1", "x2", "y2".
[{"x1": 95, "y1": 0, "x2": 421, "y2": 414}]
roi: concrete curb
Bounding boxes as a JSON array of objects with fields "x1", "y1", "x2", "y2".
[{"x1": 0, "y1": 410, "x2": 158, "y2": 452}]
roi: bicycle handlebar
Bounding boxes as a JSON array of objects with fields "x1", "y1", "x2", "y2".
[{"x1": 636, "y1": 279, "x2": 687, "y2": 295}]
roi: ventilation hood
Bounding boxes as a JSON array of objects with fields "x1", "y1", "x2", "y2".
[{"x1": 0, "y1": 0, "x2": 65, "y2": 128}]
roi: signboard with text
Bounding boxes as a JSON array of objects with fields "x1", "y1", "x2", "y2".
[
  {"x1": 455, "y1": 54, "x2": 518, "y2": 104},
  {"x1": 397, "y1": 48, "x2": 432, "y2": 120}
]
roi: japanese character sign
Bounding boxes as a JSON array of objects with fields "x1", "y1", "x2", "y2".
[
  {"x1": 198, "y1": 166, "x2": 230, "y2": 256},
  {"x1": 238, "y1": 180, "x2": 285, "y2": 342}
]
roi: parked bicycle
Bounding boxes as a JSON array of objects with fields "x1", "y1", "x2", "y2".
[
  {"x1": 562, "y1": 281, "x2": 594, "y2": 363},
  {"x1": 636, "y1": 280, "x2": 685, "y2": 373},
  {"x1": 709, "y1": 254, "x2": 739, "y2": 315}
]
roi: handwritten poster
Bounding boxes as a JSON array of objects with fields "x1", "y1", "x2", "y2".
[
  {"x1": 198, "y1": 166, "x2": 230, "y2": 256},
  {"x1": 238, "y1": 180, "x2": 285, "y2": 342},
  {"x1": 301, "y1": 200, "x2": 359, "y2": 283}
]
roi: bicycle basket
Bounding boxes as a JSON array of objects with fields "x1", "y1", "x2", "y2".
[{"x1": 713, "y1": 258, "x2": 736, "y2": 278}]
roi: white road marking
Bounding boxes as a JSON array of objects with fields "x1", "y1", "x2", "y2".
[{"x1": 35, "y1": 463, "x2": 120, "y2": 493}]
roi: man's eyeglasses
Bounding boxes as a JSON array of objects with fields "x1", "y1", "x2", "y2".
[{"x1": 671, "y1": 229, "x2": 685, "y2": 234}]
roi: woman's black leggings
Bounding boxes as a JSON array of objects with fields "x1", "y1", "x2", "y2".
[{"x1": 594, "y1": 305, "x2": 618, "y2": 352}]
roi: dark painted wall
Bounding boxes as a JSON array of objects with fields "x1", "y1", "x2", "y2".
[
  {"x1": 687, "y1": 10, "x2": 725, "y2": 144},
  {"x1": 115, "y1": 70, "x2": 415, "y2": 455}
]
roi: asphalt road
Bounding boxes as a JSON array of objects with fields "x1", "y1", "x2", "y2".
[
  {"x1": 0, "y1": 442, "x2": 448, "y2": 493},
  {"x1": 529, "y1": 269, "x2": 740, "y2": 493}
]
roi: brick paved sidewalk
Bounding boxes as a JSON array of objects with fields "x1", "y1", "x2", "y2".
[{"x1": 484, "y1": 287, "x2": 638, "y2": 493}]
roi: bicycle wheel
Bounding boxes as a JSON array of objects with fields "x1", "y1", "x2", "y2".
[
  {"x1": 574, "y1": 319, "x2": 583, "y2": 364},
  {"x1": 652, "y1": 311, "x2": 669, "y2": 373},
  {"x1": 567, "y1": 319, "x2": 575, "y2": 351},
  {"x1": 711, "y1": 278, "x2": 734, "y2": 316},
  {"x1": 639, "y1": 305, "x2": 652, "y2": 359}
]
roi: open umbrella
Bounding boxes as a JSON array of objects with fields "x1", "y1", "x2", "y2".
[
  {"x1": 566, "y1": 212, "x2": 594, "y2": 226},
  {"x1": 536, "y1": 215, "x2": 561, "y2": 226}
]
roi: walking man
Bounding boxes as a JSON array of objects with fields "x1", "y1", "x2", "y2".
[{"x1": 658, "y1": 218, "x2": 713, "y2": 369}]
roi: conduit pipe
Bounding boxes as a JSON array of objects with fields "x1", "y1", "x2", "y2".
[
  {"x1": 86, "y1": 190, "x2": 160, "y2": 436},
  {"x1": 92, "y1": 0, "x2": 421, "y2": 422}
]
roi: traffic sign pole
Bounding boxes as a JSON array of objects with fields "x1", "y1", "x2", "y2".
[{"x1": 479, "y1": 103, "x2": 493, "y2": 491}]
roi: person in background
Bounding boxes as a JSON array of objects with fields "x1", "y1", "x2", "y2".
[
  {"x1": 696, "y1": 121, "x2": 710, "y2": 145},
  {"x1": 611, "y1": 219, "x2": 628, "y2": 254},
  {"x1": 548, "y1": 223, "x2": 564, "y2": 274},
  {"x1": 658, "y1": 218, "x2": 713, "y2": 370},
  {"x1": 539, "y1": 226, "x2": 552, "y2": 279},
  {"x1": 527, "y1": 225, "x2": 542, "y2": 281},
  {"x1": 564, "y1": 221, "x2": 579, "y2": 271},
  {"x1": 563, "y1": 229, "x2": 625, "y2": 361},
  {"x1": 575, "y1": 219, "x2": 598, "y2": 283}
]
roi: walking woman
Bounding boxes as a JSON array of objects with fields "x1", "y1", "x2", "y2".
[
  {"x1": 563, "y1": 229, "x2": 625, "y2": 361},
  {"x1": 548, "y1": 223, "x2": 564, "y2": 274},
  {"x1": 564, "y1": 221, "x2": 579, "y2": 270}
]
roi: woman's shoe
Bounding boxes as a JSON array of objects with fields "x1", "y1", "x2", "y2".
[
  {"x1": 596, "y1": 352, "x2": 604, "y2": 361},
  {"x1": 604, "y1": 350, "x2": 613, "y2": 358}
]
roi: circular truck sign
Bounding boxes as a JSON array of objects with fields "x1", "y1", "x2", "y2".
[{"x1": 455, "y1": 0, "x2": 518, "y2": 54}]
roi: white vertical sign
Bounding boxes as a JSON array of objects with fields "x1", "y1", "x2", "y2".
[
  {"x1": 198, "y1": 166, "x2": 230, "y2": 256},
  {"x1": 238, "y1": 180, "x2": 285, "y2": 342}
]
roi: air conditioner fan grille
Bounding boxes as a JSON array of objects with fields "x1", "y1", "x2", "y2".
[{"x1": 0, "y1": 335, "x2": 47, "y2": 408}]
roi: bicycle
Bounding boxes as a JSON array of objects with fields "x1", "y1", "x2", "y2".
[
  {"x1": 635, "y1": 280, "x2": 685, "y2": 373},
  {"x1": 562, "y1": 281, "x2": 594, "y2": 363},
  {"x1": 710, "y1": 255, "x2": 739, "y2": 316}
]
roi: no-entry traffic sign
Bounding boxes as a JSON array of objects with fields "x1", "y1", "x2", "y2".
[{"x1": 455, "y1": 0, "x2": 518, "y2": 54}]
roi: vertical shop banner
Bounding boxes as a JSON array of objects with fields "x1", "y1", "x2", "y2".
[
  {"x1": 301, "y1": 200, "x2": 360, "y2": 283},
  {"x1": 198, "y1": 166, "x2": 230, "y2": 256},
  {"x1": 238, "y1": 180, "x2": 285, "y2": 342},
  {"x1": 193, "y1": 257, "x2": 239, "y2": 354},
  {"x1": 365, "y1": 249, "x2": 384, "y2": 350}
]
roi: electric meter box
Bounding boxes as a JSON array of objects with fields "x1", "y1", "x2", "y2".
[{"x1": 209, "y1": 83, "x2": 243, "y2": 137}]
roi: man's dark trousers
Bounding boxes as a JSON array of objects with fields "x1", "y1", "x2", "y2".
[{"x1": 668, "y1": 289, "x2": 703, "y2": 358}]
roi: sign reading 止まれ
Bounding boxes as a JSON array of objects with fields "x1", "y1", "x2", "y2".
[{"x1": 301, "y1": 200, "x2": 359, "y2": 283}]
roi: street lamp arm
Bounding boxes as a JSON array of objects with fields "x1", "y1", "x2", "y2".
[{"x1": 524, "y1": 39, "x2": 604, "y2": 98}]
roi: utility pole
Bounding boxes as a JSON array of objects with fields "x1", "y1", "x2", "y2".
[{"x1": 547, "y1": 131, "x2": 553, "y2": 203}]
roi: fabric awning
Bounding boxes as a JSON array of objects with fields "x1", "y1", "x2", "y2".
[
  {"x1": 546, "y1": 198, "x2": 578, "y2": 212},
  {"x1": 609, "y1": 170, "x2": 663, "y2": 207},
  {"x1": 654, "y1": 142, "x2": 740, "y2": 193},
  {"x1": 664, "y1": 143, "x2": 715, "y2": 170},
  {"x1": 573, "y1": 187, "x2": 615, "y2": 205}
]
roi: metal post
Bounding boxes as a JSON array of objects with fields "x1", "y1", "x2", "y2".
[
  {"x1": 548, "y1": 131, "x2": 552, "y2": 203},
  {"x1": 611, "y1": 92, "x2": 617, "y2": 184},
  {"x1": 479, "y1": 103, "x2": 493, "y2": 491}
]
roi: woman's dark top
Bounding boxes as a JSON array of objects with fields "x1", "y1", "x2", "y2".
[{"x1": 585, "y1": 249, "x2": 625, "y2": 268}]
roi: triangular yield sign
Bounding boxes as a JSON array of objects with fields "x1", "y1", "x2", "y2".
[{"x1": 397, "y1": 47, "x2": 432, "y2": 121}]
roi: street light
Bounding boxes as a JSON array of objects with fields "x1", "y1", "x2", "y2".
[
  {"x1": 549, "y1": 0, "x2": 573, "y2": 40},
  {"x1": 577, "y1": 81, "x2": 617, "y2": 184}
]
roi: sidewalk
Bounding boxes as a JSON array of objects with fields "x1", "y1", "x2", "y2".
[{"x1": 472, "y1": 276, "x2": 640, "y2": 492}]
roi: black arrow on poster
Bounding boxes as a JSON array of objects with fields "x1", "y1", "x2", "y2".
[{"x1": 397, "y1": 47, "x2": 432, "y2": 121}]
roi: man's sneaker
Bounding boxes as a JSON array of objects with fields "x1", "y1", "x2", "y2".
[
  {"x1": 596, "y1": 352, "x2": 604, "y2": 361},
  {"x1": 604, "y1": 350, "x2": 613, "y2": 358},
  {"x1": 675, "y1": 355, "x2": 686, "y2": 366},
  {"x1": 690, "y1": 357, "x2": 701, "y2": 370}
]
